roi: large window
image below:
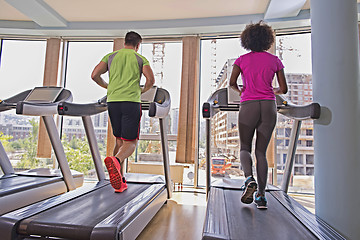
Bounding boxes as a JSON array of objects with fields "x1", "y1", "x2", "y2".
[
  {"x1": 199, "y1": 38, "x2": 247, "y2": 186},
  {"x1": 275, "y1": 33, "x2": 314, "y2": 194},
  {"x1": 61, "y1": 41, "x2": 113, "y2": 179},
  {"x1": 59, "y1": 41, "x2": 183, "y2": 182},
  {"x1": 126, "y1": 42, "x2": 184, "y2": 186},
  {"x1": 0, "y1": 39, "x2": 46, "y2": 171},
  {"x1": 138, "y1": 42, "x2": 182, "y2": 131},
  {"x1": 197, "y1": 33, "x2": 314, "y2": 196}
]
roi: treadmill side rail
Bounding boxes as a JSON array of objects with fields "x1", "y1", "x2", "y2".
[
  {"x1": 270, "y1": 191, "x2": 346, "y2": 240},
  {"x1": 202, "y1": 187, "x2": 230, "y2": 240}
]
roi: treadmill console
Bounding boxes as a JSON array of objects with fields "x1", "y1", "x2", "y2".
[
  {"x1": 141, "y1": 86, "x2": 158, "y2": 102},
  {"x1": 24, "y1": 87, "x2": 64, "y2": 103}
]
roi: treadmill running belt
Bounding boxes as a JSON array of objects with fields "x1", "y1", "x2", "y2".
[
  {"x1": 224, "y1": 189, "x2": 317, "y2": 240},
  {"x1": 19, "y1": 182, "x2": 163, "y2": 240},
  {"x1": 0, "y1": 176, "x2": 62, "y2": 197}
]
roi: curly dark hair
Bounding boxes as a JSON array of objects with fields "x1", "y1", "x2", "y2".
[{"x1": 240, "y1": 21, "x2": 274, "y2": 52}]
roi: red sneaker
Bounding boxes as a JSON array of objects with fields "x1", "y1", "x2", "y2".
[
  {"x1": 104, "y1": 156, "x2": 123, "y2": 191},
  {"x1": 115, "y1": 177, "x2": 128, "y2": 193}
]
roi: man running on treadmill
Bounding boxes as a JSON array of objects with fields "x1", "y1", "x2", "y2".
[{"x1": 91, "y1": 31, "x2": 155, "y2": 192}]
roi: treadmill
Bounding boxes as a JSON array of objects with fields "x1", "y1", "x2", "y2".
[
  {"x1": 0, "y1": 87, "x2": 83, "y2": 215},
  {"x1": 0, "y1": 86, "x2": 172, "y2": 240},
  {"x1": 201, "y1": 87, "x2": 345, "y2": 240}
]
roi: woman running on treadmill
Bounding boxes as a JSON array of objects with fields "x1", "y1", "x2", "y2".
[{"x1": 229, "y1": 21, "x2": 288, "y2": 209}]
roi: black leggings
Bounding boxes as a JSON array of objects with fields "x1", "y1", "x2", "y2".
[{"x1": 238, "y1": 100, "x2": 277, "y2": 195}]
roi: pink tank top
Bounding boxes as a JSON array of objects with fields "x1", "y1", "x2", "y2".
[{"x1": 234, "y1": 51, "x2": 284, "y2": 102}]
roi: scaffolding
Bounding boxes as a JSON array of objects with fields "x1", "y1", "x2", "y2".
[
  {"x1": 142, "y1": 43, "x2": 166, "y2": 153},
  {"x1": 152, "y1": 43, "x2": 165, "y2": 87},
  {"x1": 210, "y1": 39, "x2": 217, "y2": 87}
]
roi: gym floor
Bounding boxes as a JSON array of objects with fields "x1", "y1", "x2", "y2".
[{"x1": 136, "y1": 187, "x2": 315, "y2": 240}]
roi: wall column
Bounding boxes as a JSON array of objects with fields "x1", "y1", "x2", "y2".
[
  {"x1": 176, "y1": 36, "x2": 200, "y2": 164},
  {"x1": 311, "y1": 0, "x2": 360, "y2": 239},
  {"x1": 37, "y1": 38, "x2": 61, "y2": 158}
]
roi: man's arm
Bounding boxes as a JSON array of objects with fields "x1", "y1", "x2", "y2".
[
  {"x1": 141, "y1": 65, "x2": 155, "y2": 93},
  {"x1": 91, "y1": 61, "x2": 108, "y2": 89}
]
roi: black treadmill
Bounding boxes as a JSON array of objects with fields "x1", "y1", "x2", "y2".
[
  {"x1": 201, "y1": 87, "x2": 345, "y2": 240},
  {"x1": 0, "y1": 87, "x2": 84, "y2": 215},
  {"x1": 0, "y1": 86, "x2": 172, "y2": 240}
]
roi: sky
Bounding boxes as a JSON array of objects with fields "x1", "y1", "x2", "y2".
[{"x1": 0, "y1": 40, "x2": 46, "y2": 99}]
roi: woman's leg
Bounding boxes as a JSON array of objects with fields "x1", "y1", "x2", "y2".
[
  {"x1": 255, "y1": 100, "x2": 277, "y2": 195},
  {"x1": 238, "y1": 101, "x2": 260, "y2": 177}
]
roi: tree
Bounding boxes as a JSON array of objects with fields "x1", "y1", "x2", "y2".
[
  {"x1": 97, "y1": 141, "x2": 106, "y2": 159},
  {"x1": 0, "y1": 132, "x2": 13, "y2": 152},
  {"x1": 62, "y1": 135, "x2": 95, "y2": 176},
  {"x1": 16, "y1": 119, "x2": 42, "y2": 169}
]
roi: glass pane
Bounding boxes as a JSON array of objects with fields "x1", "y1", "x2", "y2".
[
  {"x1": 127, "y1": 42, "x2": 184, "y2": 187},
  {"x1": 62, "y1": 41, "x2": 113, "y2": 179},
  {"x1": 0, "y1": 40, "x2": 46, "y2": 171},
  {"x1": 275, "y1": 33, "x2": 314, "y2": 194},
  {"x1": 199, "y1": 38, "x2": 248, "y2": 186}
]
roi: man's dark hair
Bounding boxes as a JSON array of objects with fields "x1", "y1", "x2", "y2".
[
  {"x1": 125, "y1": 31, "x2": 142, "y2": 47},
  {"x1": 240, "y1": 21, "x2": 274, "y2": 52}
]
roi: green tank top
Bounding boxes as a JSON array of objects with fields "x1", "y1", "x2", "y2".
[{"x1": 101, "y1": 48, "x2": 149, "y2": 103}]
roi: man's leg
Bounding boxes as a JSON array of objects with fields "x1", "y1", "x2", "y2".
[
  {"x1": 104, "y1": 137, "x2": 135, "y2": 193},
  {"x1": 115, "y1": 139, "x2": 137, "y2": 176},
  {"x1": 113, "y1": 137, "x2": 123, "y2": 157}
]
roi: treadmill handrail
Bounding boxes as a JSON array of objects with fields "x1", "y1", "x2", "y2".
[
  {"x1": 0, "y1": 89, "x2": 32, "y2": 113},
  {"x1": 57, "y1": 101, "x2": 107, "y2": 116},
  {"x1": 203, "y1": 87, "x2": 321, "y2": 120}
]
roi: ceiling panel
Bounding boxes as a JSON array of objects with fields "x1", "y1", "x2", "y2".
[
  {"x1": 1, "y1": 0, "x2": 359, "y2": 23},
  {"x1": 303, "y1": 0, "x2": 310, "y2": 9},
  {"x1": 43, "y1": 0, "x2": 269, "y2": 22},
  {"x1": 0, "y1": 0, "x2": 30, "y2": 20}
]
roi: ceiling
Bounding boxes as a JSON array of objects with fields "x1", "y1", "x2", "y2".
[
  {"x1": 0, "y1": 0, "x2": 311, "y2": 22},
  {"x1": 0, "y1": 0, "x2": 357, "y2": 38}
]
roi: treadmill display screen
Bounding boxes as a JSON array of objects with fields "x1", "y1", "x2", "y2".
[{"x1": 24, "y1": 87, "x2": 63, "y2": 103}]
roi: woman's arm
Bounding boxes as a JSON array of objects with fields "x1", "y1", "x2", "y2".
[
  {"x1": 229, "y1": 64, "x2": 242, "y2": 95},
  {"x1": 273, "y1": 69, "x2": 288, "y2": 95}
]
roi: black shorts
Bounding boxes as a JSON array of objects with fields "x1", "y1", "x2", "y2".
[{"x1": 107, "y1": 101, "x2": 142, "y2": 141}]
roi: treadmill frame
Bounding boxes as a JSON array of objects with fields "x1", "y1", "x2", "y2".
[
  {"x1": 201, "y1": 88, "x2": 344, "y2": 240},
  {"x1": 0, "y1": 87, "x2": 172, "y2": 240}
]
